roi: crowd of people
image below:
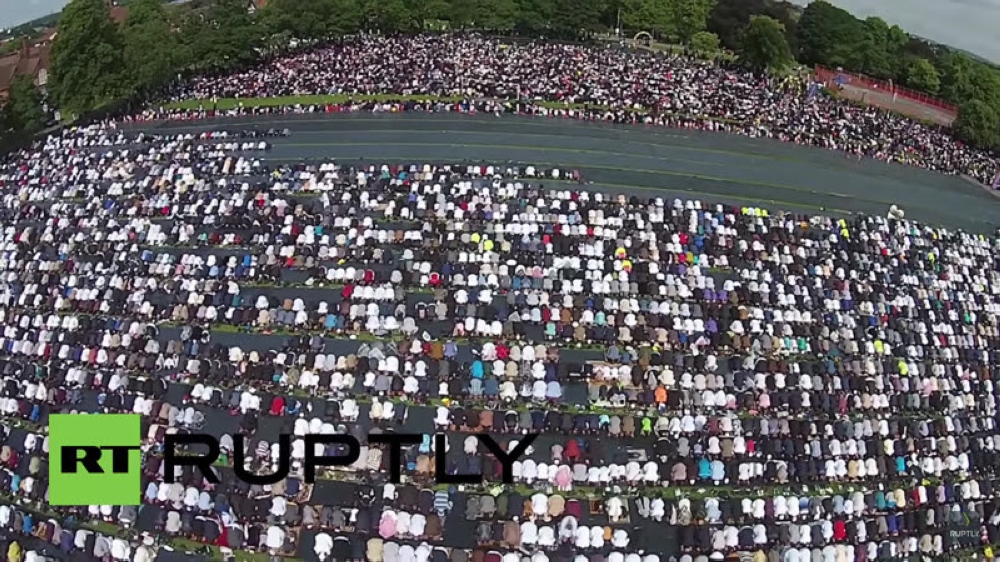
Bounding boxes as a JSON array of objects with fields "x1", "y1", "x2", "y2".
[
  {"x1": 0, "y1": 118, "x2": 996, "y2": 562},
  {"x1": 146, "y1": 34, "x2": 1000, "y2": 186}
]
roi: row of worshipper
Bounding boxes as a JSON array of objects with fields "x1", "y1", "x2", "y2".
[
  {"x1": 0, "y1": 310, "x2": 994, "y2": 472},
  {"x1": 0, "y1": 314, "x2": 996, "y2": 488},
  {"x1": 13, "y1": 158, "x2": 992, "y2": 382},
  {"x1": 0, "y1": 298, "x2": 995, "y2": 486},
  {"x1": 0, "y1": 503, "x2": 158, "y2": 562},
  {"x1": 0, "y1": 129, "x2": 277, "y2": 218}
]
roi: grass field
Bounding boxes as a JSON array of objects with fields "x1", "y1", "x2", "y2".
[{"x1": 160, "y1": 94, "x2": 739, "y2": 124}]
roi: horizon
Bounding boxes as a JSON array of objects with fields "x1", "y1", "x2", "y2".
[{"x1": 3, "y1": 0, "x2": 998, "y2": 64}]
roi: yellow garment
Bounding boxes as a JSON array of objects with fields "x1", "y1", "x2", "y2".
[{"x1": 471, "y1": 232, "x2": 481, "y2": 244}]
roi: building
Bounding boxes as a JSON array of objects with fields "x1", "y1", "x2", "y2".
[{"x1": 0, "y1": 36, "x2": 52, "y2": 100}]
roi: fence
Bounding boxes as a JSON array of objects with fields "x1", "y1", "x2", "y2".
[{"x1": 814, "y1": 65, "x2": 957, "y2": 114}]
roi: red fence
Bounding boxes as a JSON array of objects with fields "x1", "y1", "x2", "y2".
[{"x1": 814, "y1": 65, "x2": 957, "y2": 114}]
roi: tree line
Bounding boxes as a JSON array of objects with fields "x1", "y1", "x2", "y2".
[{"x1": 2, "y1": 0, "x2": 999, "y2": 152}]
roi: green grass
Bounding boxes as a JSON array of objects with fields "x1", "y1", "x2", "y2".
[
  {"x1": 160, "y1": 94, "x2": 742, "y2": 124},
  {"x1": 163, "y1": 94, "x2": 467, "y2": 111}
]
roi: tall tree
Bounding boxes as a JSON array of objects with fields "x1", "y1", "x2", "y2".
[
  {"x1": 123, "y1": 0, "x2": 184, "y2": 95},
  {"x1": 740, "y1": 15, "x2": 792, "y2": 73},
  {"x1": 621, "y1": 0, "x2": 674, "y2": 39},
  {"x1": 690, "y1": 31, "x2": 720, "y2": 54},
  {"x1": 362, "y1": 0, "x2": 412, "y2": 32},
  {"x1": 937, "y1": 51, "x2": 978, "y2": 105},
  {"x1": 795, "y1": 0, "x2": 865, "y2": 69},
  {"x1": 473, "y1": 0, "x2": 518, "y2": 31},
  {"x1": 549, "y1": 0, "x2": 605, "y2": 38},
  {"x1": 953, "y1": 100, "x2": 1000, "y2": 151},
  {"x1": 262, "y1": 0, "x2": 362, "y2": 39},
  {"x1": 3, "y1": 75, "x2": 47, "y2": 134},
  {"x1": 198, "y1": 0, "x2": 265, "y2": 66},
  {"x1": 672, "y1": 0, "x2": 715, "y2": 42},
  {"x1": 48, "y1": 0, "x2": 124, "y2": 116},
  {"x1": 906, "y1": 57, "x2": 940, "y2": 95}
]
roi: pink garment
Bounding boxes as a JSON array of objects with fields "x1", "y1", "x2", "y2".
[
  {"x1": 379, "y1": 512, "x2": 397, "y2": 539},
  {"x1": 758, "y1": 393, "x2": 771, "y2": 409},
  {"x1": 554, "y1": 465, "x2": 573, "y2": 491}
]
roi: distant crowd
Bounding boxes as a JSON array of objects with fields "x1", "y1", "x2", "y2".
[{"x1": 147, "y1": 34, "x2": 1000, "y2": 186}]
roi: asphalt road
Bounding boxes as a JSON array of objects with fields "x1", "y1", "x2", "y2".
[{"x1": 141, "y1": 112, "x2": 1000, "y2": 231}]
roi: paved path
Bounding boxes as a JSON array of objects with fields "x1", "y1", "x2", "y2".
[{"x1": 142, "y1": 112, "x2": 999, "y2": 231}]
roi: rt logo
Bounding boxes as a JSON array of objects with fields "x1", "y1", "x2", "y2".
[{"x1": 49, "y1": 414, "x2": 142, "y2": 506}]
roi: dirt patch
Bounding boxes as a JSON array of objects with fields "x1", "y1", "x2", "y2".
[{"x1": 838, "y1": 84, "x2": 956, "y2": 126}]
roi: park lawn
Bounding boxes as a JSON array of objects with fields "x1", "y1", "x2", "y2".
[
  {"x1": 163, "y1": 94, "x2": 467, "y2": 110},
  {"x1": 160, "y1": 94, "x2": 742, "y2": 124}
]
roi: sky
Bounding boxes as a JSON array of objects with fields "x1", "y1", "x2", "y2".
[{"x1": 2, "y1": 0, "x2": 999, "y2": 63}]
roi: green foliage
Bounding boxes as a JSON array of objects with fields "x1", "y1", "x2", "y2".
[
  {"x1": 123, "y1": 0, "x2": 184, "y2": 94},
  {"x1": 690, "y1": 31, "x2": 720, "y2": 55},
  {"x1": 362, "y1": 0, "x2": 413, "y2": 32},
  {"x1": 48, "y1": 0, "x2": 125, "y2": 116},
  {"x1": 179, "y1": 0, "x2": 264, "y2": 68},
  {"x1": 474, "y1": 0, "x2": 519, "y2": 31},
  {"x1": 620, "y1": 0, "x2": 713, "y2": 42},
  {"x1": 706, "y1": 0, "x2": 794, "y2": 52},
  {"x1": 261, "y1": 0, "x2": 362, "y2": 38},
  {"x1": 740, "y1": 15, "x2": 792, "y2": 73},
  {"x1": 953, "y1": 100, "x2": 1000, "y2": 151},
  {"x1": 620, "y1": 0, "x2": 674, "y2": 38},
  {"x1": 795, "y1": 1, "x2": 865, "y2": 69},
  {"x1": 906, "y1": 57, "x2": 940, "y2": 95},
  {"x1": 672, "y1": 0, "x2": 714, "y2": 42},
  {"x1": 3, "y1": 75, "x2": 47, "y2": 135}
]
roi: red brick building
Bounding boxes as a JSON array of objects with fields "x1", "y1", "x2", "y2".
[{"x1": 0, "y1": 36, "x2": 53, "y2": 100}]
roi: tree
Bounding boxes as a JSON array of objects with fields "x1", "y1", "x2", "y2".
[
  {"x1": 690, "y1": 31, "x2": 719, "y2": 54},
  {"x1": 262, "y1": 0, "x2": 362, "y2": 39},
  {"x1": 937, "y1": 51, "x2": 977, "y2": 105},
  {"x1": 795, "y1": 0, "x2": 865, "y2": 68},
  {"x1": 192, "y1": 0, "x2": 264, "y2": 66},
  {"x1": 851, "y1": 17, "x2": 902, "y2": 80},
  {"x1": 906, "y1": 57, "x2": 940, "y2": 95},
  {"x1": 707, "y1": 0, "x2": 762, "y2": 50},
  {"x1": 953, "y1": 100, "x2": 1000, "y2": 150},
  {"x1": 3, "y1": 75, "x2": 46, "y2": 134},
  {"x1": 48, "y1": 0, "x2": 124, "y2": 116},
  {"x1": 549, "y1": 0, "x2": 606, "y2": 38},
  {"x1": 740, "y1": 15, "x2": 792, "y2": 72},
  {"x1": 473, "y1": 0, "x2": 519, "y2": 30},
  {"x1": 362, "y1": 0, "x2": 412, "y2": 32},
  {"x1": 672, "y1": 0, "x2": 714, "y2": 42},
  {"x1": 620, "y1": 0, "x2": 674, "y2": 39},
  {"x1": 123, "y1": 0, "x2": 184, "y2": 95}
]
